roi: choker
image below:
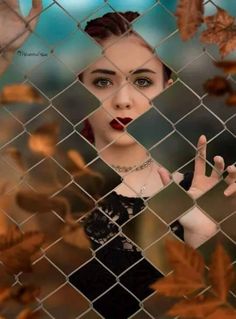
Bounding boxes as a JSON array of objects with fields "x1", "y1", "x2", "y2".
[{"x1": 110, "y1": 157, "x2": 153, "y2": 173}]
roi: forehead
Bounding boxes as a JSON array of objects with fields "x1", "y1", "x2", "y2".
[{"x1": 86, "y1": 34, "x2": 163, "y2": 75}]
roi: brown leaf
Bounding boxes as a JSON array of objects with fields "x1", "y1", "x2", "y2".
[
  {"x1": 28, "y1": 122, "x2": 59, "y2": 156},
  {"x1": 214, "y1": 61, "x2": 236, "y2": 74},
  {"x1": 206, "y1": 307, "x2": 236, "y2": 319},
  {"x1": 167, "y1": 295, "x2": 223, "y2": 318},
  {"x1": 165, "y1": 239, "x2": 205, "y2": 281},
  {"x1": 200, "y1": 8, "x2": 236, "y2": 57},
  {"x1": 175, "y1": 0, "x2": 204, "y2": 40},
  {"x1": 16, "y1": 190, "x2": 69, "y2": 216},
  {"x1": 10, "y1": 284, "x2": 40, "y2": 305},
  {"x1": 67, "y1": 149, "x2": 88, "y2": 172},
  {"x1": 226, "y1": 92, "x2": 236, "y2": 106},
  {"x1": 3, "y1": 147, "x2": 26, "y2": 172},
  {"x1": 203, "y1": 76, "x2": 232, "y2": 95},
  {"x1": 0, "y1": 84, "x2": 44, "y2": 104},
  {"x1": 0, "y1": 226, "x2": 45, "y2": 274},
  {"x1": 0, "y1": 286, "x2": 12, "y2": 303},
  {"x1": 208, "y1": 242, "x2": 235, "y2": 302},
  {"x1": 16, "y1": 308, "x2": 41, "y2": 319},
  {"x1": 150, "y1": 272, "x2": 205, "y2": 296}
]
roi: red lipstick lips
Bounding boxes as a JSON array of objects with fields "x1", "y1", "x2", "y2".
[{"x1": 109, "y1": 117, "x2": 133, "y2": 130}]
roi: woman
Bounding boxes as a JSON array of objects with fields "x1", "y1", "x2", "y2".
[{"x1": 1, "y1": 2, "x2": 235, "y2": 318}]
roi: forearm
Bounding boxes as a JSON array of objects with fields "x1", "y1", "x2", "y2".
[
  {"x1": 178, "y1": 206, "x2": 218, "y2": 248},
  {"x1": 0, "y1": 51, "x2": 14, "y2": 77}
]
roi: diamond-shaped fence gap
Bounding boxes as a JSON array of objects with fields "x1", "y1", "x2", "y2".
[
  {"x1": 132, "y1": 3, "x2": 177, "y2": 48},
  {"x1": 0, "y1": 61, "x2": 25, "y2": 92},
  {"x1": 79, "y1": 309, "x2": 103, "y2": 319},
  {"x1": 220, "y1": 212, "x2": 236, "y2": 243},
  {"x1": 144, "y1": 232, "x2": 181, "y2": 275},
  {"x1": 129, "y1": 309, "x2": 153, "y2": 319},
  {"x1": 29, "y1": 3, "x2": 78, "y2": 47},
  {"x1": 176, "y1": 105, "x2": 225, "y2": 146},
  {"x1": 178, "y1": 52, "x2": 226, "y2": 97},
  {"x1": 53, "y1": 30, "x2": 101, "y2": 74},
  {"x1": 127, "y1": 107, "x2": 174, "y2": 149},
  {"x1": 122, "y1": 207, "x2": 169, "y2": 250},
  {"x1": 43, "y1": 282, "x2": 90, "y2": 319},
  {"x1": 45, "y1": 237, "x2": 93, "y2": 276},
  {"x1": 26, "y1": 55, "x2": 76, "y2": 99},
  {"x1": 150, "y1": 131, "x2": 196, "y2": 173},
  {"x1": 19, "y1": 257, "x2": 66, "y2": 301},
  {"x1": 197, "y1": 180, "x2": 236, "y2": 223},
  {"x1": 52, "y1": 81, "x2": 101, "y2": 125},
  {"x1": 152, "y1": 79, "x2": 201, "y2": 123},
  {"x1": 155, "y1": 28, "x2": 205, "y2": 72},
  {"x1": 197, "y1": 231, "x2": 236, "y2": 265}
]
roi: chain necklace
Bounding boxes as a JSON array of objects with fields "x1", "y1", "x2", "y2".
[
  {"x1": 110, "y1": 157, "x2": 153, "y2": 173},
  {"x1": 137, "y1": 159, "x2": 154, "y2": 196}
]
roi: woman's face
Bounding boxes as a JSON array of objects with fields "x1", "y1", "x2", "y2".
[{"x1": 80, "y1": 34, "x2": 173, "y2": 149}]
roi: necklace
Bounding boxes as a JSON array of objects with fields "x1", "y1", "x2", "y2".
[
  {"x1": 110, "y1": 157, "x2": 153, "y2": 173},
  {"x1": 137, "y1": 159, "x2": 154, "y2": 196}
]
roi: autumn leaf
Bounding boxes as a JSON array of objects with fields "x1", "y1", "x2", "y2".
[
  {"x1": 0, "y1": 286, "x2": 12, "y2": 303},
  {"x1": 0, "y1": 84, "x2": 44, "y2": 105},
  {"x1": 165, "y1": 239, "x2": 205, "y2": 280},
  {"x1": 214, "y1": 61, "x2": 236, "y2": 74},
  {"x1": 16, "y1": 190, "x2": 69, "y2": 216},
  {"x1": 203, "y1": 76, "x2": 232, "y2": 95},
  {"x1": 206, "y1": 307, "x2": 236, "y2": 319},
  {"x1": 208, "y1": 242, "x2": 235, "y2": 302},
  {"x1": 10, "y1": 284, "x2": 40, "y2": 305},
  {"x1": 28, "y1": 122, "x2": 59, "y2": 156},
  {"x1": 175, "y1": 0, "x2": 204, "y2": 40},
  {"x1": 200, "y1": 8, "x2": 236, "y2": 57},
  {"x1": 150, "y1": 272, "x2": 205, "y2": 296},
  {"x1": 16, "y1": 308, "x2": 41, "y2": 319},
  {"x1": 167, "y1": 295, "x2": 223, "y2": 318},
  {"x1": 226, "y1": 92, "x2": 236, "y2": 106},
  {"x1": 3, "y1": 147, "x2": 26, "y2": 172},
  {"x1": 0, "y1": 226, "x2": 45, "y2": 274}
]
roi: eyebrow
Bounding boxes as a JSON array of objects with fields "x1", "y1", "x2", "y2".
[{"x1": 90, "y1": 68, "x2": 156, "y2": 75}]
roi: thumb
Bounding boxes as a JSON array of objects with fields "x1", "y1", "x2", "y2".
[
  {"x1": 26, "y1": 0, "x2": 42, "y2": 31},
  {"x1": 157, "y1": 166, "x2": 171, "y2": 186}
]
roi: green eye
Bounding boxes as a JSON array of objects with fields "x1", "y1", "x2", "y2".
[
  {"x1": 135, "y1": 78, "x2": 153, "y2": 88},
  {"x1": 93, "y1": 78, "x2": 112, "y2": 88}
]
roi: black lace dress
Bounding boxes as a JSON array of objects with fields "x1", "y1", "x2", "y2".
[{"x1": 69, "y1": 172, "x2": 193, "y2": 319}]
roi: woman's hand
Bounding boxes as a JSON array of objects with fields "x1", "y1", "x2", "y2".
[
  {"x1": 187, "y1": 135, "x2": 236, "y2": 199},
  {"x1": 0, "y1": 0, "x2": 42, "y2": 54}
]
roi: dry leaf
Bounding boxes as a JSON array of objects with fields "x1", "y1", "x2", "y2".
[
  {"x1": 0, "y1": 84, "x2": 44, "y2": 104},
  {"x1": 0, "y1": 286, "x2": 12, "y2": 303},
  {"x1": 203, "y1": 76, "x2": 232, "y2": 95},
  {"x1": 226, "y1": 92, "x2": 236, "y2": 106},
  {"x1": 165, "y1": 239, "x2": 205, "y2": 280},
  {"x1": 16, "y1": 191, "x2": 69, "y2": 216},
  {"x1": 214, "y1": 61, "x2": 236, "y2": 74},
  {"x1": 206, "y1": 307, "x2": 236, "y2": 319},
  {"x1": 200, "y1": 8, "x2": 236, "y2": 57},
  {"x1": 175, "y1": 0, "x2": 204, "y2": 40},
  {"x1": 67, "y1": 149, "x2": 89, "y2": 172},
  {"x1": 0, "y1": 226, "x2": 45, "y2": 274},
  {"x1": 3, "y1": 147, "x2": 26, "y2": 172},
  {"x1": 150, "y1": 272, "x2": 205, "y2": 296},
  {"x1": 61, "y1": 215, "x2": 91, "y2": 249},
  {"x1": 28, "y1": 122, "x2": 59, "y2": 156},
  {"x1": 208, "y1": 242, "x2": 235, "y2": 302},
  {"x1": 167, "y1": 296, "x2": 223, "y2": 318},
  {"x1": 16, "y1": 308, "x2": 41, "y2": 319},
  {"x1": 10, "y1": 284, "x2": 40, "y2": 305}
]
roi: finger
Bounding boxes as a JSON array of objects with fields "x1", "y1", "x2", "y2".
[
  {"x1": 26, "y1": 0, "x2": 42, "y2": 30},
  {"x1": 224, "y1": 182, "x2": 236, "y2": 197},
  {"x1": 194, "y1": 135, "x2": 207, "y2": 176},
  {"x1": 157, "y1": 166, "x2": 171, "y2": 186},
  {"x1": 225, "y1": 164, "x2": 236, "y2": 184},
  {"x1": 211, "y1": 155, "x2": 225, "y2": 179}
]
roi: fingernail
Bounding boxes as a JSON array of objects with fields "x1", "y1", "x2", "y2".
[{"x1": 224, "y1": 190, "x2": 229, "y2": 196}]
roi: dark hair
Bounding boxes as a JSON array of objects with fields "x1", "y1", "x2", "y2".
[{"x1": 80, "y1": 11, "x2": 172, "y2": 144}]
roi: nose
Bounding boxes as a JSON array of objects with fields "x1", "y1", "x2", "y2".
[{"x1": 111, "y1": 83, "x2": 133, "y2": 110}]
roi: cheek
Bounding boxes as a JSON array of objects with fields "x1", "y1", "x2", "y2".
[{"x1": 88, "y1": 107, "x2": 109, "y2": 130}]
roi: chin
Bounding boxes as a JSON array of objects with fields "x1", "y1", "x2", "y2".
[{"x1": 110, "y1": 132, "x2": 136, "y2": 145}]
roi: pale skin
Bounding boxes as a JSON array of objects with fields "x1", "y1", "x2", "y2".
[{"x1": 0, "y1": 1, "x2": 236, "y2": 248}]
